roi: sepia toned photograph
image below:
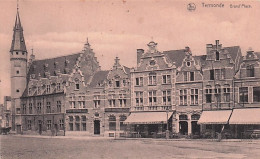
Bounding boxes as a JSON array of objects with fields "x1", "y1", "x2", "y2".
[{"x1": 0, "y1": 0, "x2": 260, "y2": 158}]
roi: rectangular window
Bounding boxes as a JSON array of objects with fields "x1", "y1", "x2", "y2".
[
  {"x1": 46, "y1": 102, "x2": 51, "y2": 113},
  {"x1": 205, "y1": 88, "x2": 212, "y2": 103},
  {"x1": 149, "y1": 91, "x2": 157, "y2": 106},
  {"x1": 109, "y1": 122, "x2": 116, "y2": 131},
  {"x1": 149, "y1": 74, "x2": 157, "y2": 85},
  {"x1": 59, "y1": 119, "x2": 64, "y2": 130},
  {"x1": 119, "y1": 94, "x2": 126, "y2": 107},
  {"x1": 78, "y1": 101, "x2": 85, "y2": 108},
  {"x1": 29, "y1": 103, "x2": 33, "y2": 114},
  {"x1": 37, "y1": 102, "x2": 42, "y2": 114},
  {"x1": 239, "y1": 87, "x2": 248, "y2": 103},
  {"x1": 184, "y1": 72, "x2": 194, "y2": 81},
  {"x1": 135, "y1": 77, "x2": 143, "y2": 86},
  {"x1": 210, "y1": 70, "x2": 214, "y2": 80},
  {"x1": 223, "y1": 87, "x2": 231, "y2": 102},
  {"x1": 82, "y1": 123, "x2": 86, "y2": 131},
  {"x1": 46, "y1": 85, "x2": 51, "y2": 93},
  {"x1": 253, "y1": 87, "x2": 260, "y2": 103},
  {"x1": 27, "y1": 120, "x2": 32, "y2": 130},
  {"x1": 162, "y1": 75, "x2": 171, "y2": 84},
  {"x1": 70, "y1": 101, "x2": 76, "y2": 109},
  {"x1": 184, "y1": 72, "x2": 188, "y2": 81},
  {"x1": 135, "y1": 92, "x2": 143, "y2": 106},
  {"x1": 75, "y1": 83, "x2": 80, "y2": 90},
  {"x1": 57, "y1": 101, "x2": 61, "y2": 113},
  {"x1": 215, "y1": 69, "x2": 221, "y2": 80},
  {"x1": 115, "y1": 81, "x2": 120, "y2": 87},
  {"x1": 162, "y1": 90, "x2": 171, "y2": 105},
  {"x1": 22, "y1": 104, "x2": 26, "y2": 114},
  {"x1": 179, "y1": 89, "x2": 187, "y2": 105},
  {"x1": 190, "y1": 72, "x2": 194, "y2": 81},
  {"x1": 191, "y1": 89, "x2": 199, "y2": 105},
  {"x1": 57, "y1": 83, "x2": 61, "y2": 91},
  {"x1": 93, "y1": 95, "x2": 101, "y2": 108},
  {"x1": 47, "y1": 120, "x2": 52, "y2": 130},
  {"x1": 247, "y1": 65, "x2": 254, "y2": 77}
]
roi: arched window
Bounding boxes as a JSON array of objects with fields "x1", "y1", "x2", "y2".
[
  {"x1": 191, "y1": 114, "x2": 200, "y2": 120},
  {"x1": 179, "y1": 114, "x2": 188, "y2": 120},
  {"x1": 109, "y1": 115, "x2": 116, "y2": 131}
]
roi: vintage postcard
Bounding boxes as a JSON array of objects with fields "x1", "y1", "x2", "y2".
[{"x1": 0, "y1": 0, "x2": 260, "y2": 158}]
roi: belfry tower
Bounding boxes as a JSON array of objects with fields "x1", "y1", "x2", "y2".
[{"x1": 10, "y1": 5, "x2": 28, "y2": 132}]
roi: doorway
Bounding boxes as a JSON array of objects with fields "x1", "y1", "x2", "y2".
[
  {"x1": 94, "y1": 120, "x2": 100, "y2": 135},
  {"x1": 191, "y1": 121, "x2": 200, "y2": 135},
  {"x1": 179, "y1": 121, "x2": 188, "y2": 135}
]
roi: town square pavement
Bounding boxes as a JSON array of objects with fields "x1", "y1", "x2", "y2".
[{"x1": 1, "y1": 135, "x2": 260, "y2": 159}]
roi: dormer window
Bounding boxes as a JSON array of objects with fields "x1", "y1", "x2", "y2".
[
  {"x1": 246, "y1": 65, "x2": 254, "y2": 77},
  {"x1": 216, "y1": 51, "x2": 220, "y2": 60},
  {"x1": 57, "y1": 83, "x2": 61, "y2": 91},
  {"x1": 46, "y1": 85, "x2": 51, "y2": 93}
]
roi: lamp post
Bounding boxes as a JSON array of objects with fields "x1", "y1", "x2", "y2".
[{"x1": 166, "y1": 107, "x2": 169, "y2": 139}]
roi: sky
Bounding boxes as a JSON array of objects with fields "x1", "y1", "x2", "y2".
[{"x1": 0, "y1": 0, "x2": 260, "y2": 103}]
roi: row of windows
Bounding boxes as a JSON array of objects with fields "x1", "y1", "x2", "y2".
[
  {"x1": 28, "y1": 83, "x2": 62, "y2": 96},
  {"x1": 135, "y1": 90, "x2": 172, "y2": 106},
  {"x1": 108, "y1": 115, "x2": 127, "y2": 131},
  {"x1": 21, "y1": 101, "x2": 62, "y2": 114},
  {"x1": 26, "y1": 119, "x2": 64, "y2": 130},
  {"x1": 239, "y1": 87, "x2": 260, "y2": 103},
  {"x1": 135, "y1": 75, "x2": 172, "y2": 86},
  {"x1": 179, "y1": 89, "x2": 199, "y2": 105}
]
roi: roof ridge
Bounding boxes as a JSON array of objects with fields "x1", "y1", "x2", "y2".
[{"x1": 32, "y1": 52, "x2": 81, "y2": 62}]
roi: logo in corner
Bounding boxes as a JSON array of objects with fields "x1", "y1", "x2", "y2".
[{"x1": 187, "y1": 3, "x2": 196, "y2": 12}]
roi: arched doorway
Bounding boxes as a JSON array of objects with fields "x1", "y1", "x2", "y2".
[
  {"x1": 179, "y1": 114, "x2": 188, "y2": 135},
  {"x1": 94, "y1": 120, "x2": 100, "y2": 135}
]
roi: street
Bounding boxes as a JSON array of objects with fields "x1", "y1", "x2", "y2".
[{"x1": 1, "y1": 135, "x2": 260, "y2": 159}]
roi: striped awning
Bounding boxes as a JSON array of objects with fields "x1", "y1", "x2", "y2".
[
  {"x1": 197, "y1": 110, "x2": 232, "y2": 124},
  {"x1": 124, "y1": 112, "x2": 173, "y2": 124},
  {"x1": 229, "y1": 108, "x2": 260, "y2": 124}
]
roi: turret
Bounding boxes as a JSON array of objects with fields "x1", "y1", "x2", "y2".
[{"x1": 10, "y1": 6, "x2": 27, "y2": 131}]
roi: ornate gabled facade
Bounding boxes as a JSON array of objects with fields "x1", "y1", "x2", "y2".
[
  {"x1": 234, "y1": 49, "x2": 260, "y2": 108},
  {"x1": 175, "y1": 47, "x2": 203, "y2": 135},
  {"x1": 202, "y1": 40, "x2": 242, "y2": 110},
  {"x1": 19, "y1": 38, "x2": 100, "y2": 135},
  {"x1": 64, "y1": 56, "x2": 131, "y2": 137}
]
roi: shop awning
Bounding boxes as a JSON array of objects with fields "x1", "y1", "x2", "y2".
[
  {"x1": 229, "y1": 108, "x2": 260, "y2": 124},
  {"x1": 124, "y1": 112, "x2": 173, "y2": 124},
  {"x1": 197, "y1": 110, "x2": 232, "y2": 124}
]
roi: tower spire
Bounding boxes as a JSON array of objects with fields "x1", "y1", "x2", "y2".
[{"x1": 10, "y1": 1, "x2": 27, "y2": 53}]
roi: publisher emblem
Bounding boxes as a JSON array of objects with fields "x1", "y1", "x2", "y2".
[{"x1": 187, "y1": 3, "x2": 196, "y2": 11}]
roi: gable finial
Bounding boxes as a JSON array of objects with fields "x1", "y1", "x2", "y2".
[{"x1": 17, "y1": 0, "x2": 19, "y2": 11}]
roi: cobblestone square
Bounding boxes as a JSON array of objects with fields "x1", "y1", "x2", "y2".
[{"x1": 1, "y1": 135, "x2": 260, "y2": 159}]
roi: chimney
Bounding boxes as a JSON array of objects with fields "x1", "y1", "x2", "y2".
[{"x1": 137, "y1": 49, "x2": 144, "y2": 64}]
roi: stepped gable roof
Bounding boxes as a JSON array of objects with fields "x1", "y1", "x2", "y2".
[
  {"x1": 223, "y1": 46, "x2": 241, "y2": 62},
  {"x1": 27, "y1": 53, "x2": 81, "y2": 80},
  {"x1": 89, "y1": 70, "x2": 109, "y2": 88},
  {"x1": 163, "y1": 49, "x2": 186, "y2": 67}
]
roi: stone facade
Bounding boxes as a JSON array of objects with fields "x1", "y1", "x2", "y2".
[{"x1": 8, "y1": 8, "x2": 260, "y2": 138}]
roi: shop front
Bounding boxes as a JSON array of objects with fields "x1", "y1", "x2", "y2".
[
  {"x1": 198, "y1": 110, "x2": 232, "y2": 138},
  {"x1": 124, "y1": 112, "x2": 173, "y2": 138},
  {"x1": 229, "y1": 108, "x2": 260, "y2": 139}
]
